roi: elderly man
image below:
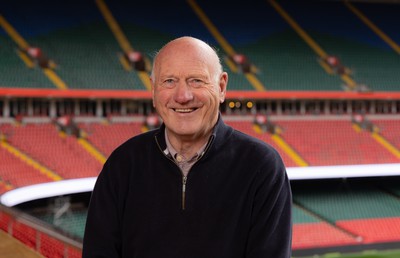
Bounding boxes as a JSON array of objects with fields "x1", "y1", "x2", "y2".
[{"x1": 83, "y1": 36, "x2": 292, "y2": 258}]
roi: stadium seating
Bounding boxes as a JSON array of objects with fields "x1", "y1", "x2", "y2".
[
  {"x1": 1, "y1": 0, "x2": 400, "y2": 256},
  {"x1": 337, "y1": 217, "x2": 400, "y2": 244},
  {"x1": 0, "y1": 147, "x2": 53, "y2": 189},
  {"x1": 78, "y1": 120, "x2": 144, "y2": 157},
  {"x1": 292, "y1": 205, "x2": 360, "y2": 249},
  {"x1": 371, "y1": 119, "x2": 400, "y2": 149},
  {"x1": 276, "y1": 119, "x2": 399, "y2": 165},
  {"x1": 1, "y1": 0, "x2": 399, "y2": 91},
  {"x1": 196, "y1": 0, "x2": 343, "y2": 91},
  {"x1": 276, "y1": 0, "x2": 400, "y2": 91},
  {"x1": 292, "y1": 178, "x2": 400, "y2": 247},
  {"x1": 2, "y1": 123, "x2": 102, "y2": 178},
  {"x1": 0, "y1": 36, "x2": 55, "y2": 89},
  {"x1": 225, "y1": 119, "x2": 298, "y2": 167},
  {"x1": 37, "y1": 210, "x2": 87, "y2": 240}
]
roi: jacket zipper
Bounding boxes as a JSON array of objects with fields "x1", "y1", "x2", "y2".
[
  {"x1": 155, "y1": 134, "x2": 215, "y2": 211},
  {"x1": 182, "y1": 176, "x2": 187, "y2": 210}
]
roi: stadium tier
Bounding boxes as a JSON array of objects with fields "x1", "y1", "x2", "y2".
[
  {"x1": 78, "y1": 120, "x2": 144, "y2": 157},
  {"x1": 371, "y1": 119, "x2": 400, "y2": 150},
  {"x1": 276, "y1": 119, "x2": 400, "y2": 166},
  {"x1": 1, "y1": 0, "x2": 399, "y2": 91},
  {"x1": 0, "y1": 116, "x2": 399, "y2": 256},
  {"x1": 276, "y1": 0, "x2": 400, "y2": 91},
  {"x1": 0, "y1": 123, "x2": 102, "y2": 181},
  {"x1": 292, "y1": 178, "x2": 400, "y2": 247}
]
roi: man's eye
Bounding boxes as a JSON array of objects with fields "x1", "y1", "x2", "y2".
[
  {"x1": 188, "y1": 79, "x2": 205, "y2": 88},
  {"x1": 162, "y1": 79, "x2": 176, "y2": 88}
]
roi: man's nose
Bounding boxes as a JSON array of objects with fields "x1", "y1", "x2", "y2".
[{"x1": 174, "y1": 82, "x2": 194, "y2": 103}]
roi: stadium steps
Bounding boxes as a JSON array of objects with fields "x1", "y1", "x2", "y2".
[
  {"x1": 268, "y1": 0, "x2": 358, "y2": 90},
  {"x1": 3, "y1": 123, "x2": 102, "y2": 179},
  {"x1": 78, "y1": 121, "x2": 144, "y2": 158},
  {"x1": 276, "y1": 120, "x2": 399, "y2": 166},
  {"x1": 353, "y1": 2, "x2": 400, "y2": 47},
  {"x1": 0, "y1": 140, "x2": 62, "y2": 182},
  {"x1": 370, "y1": 131, "x2": 400, "y2": 159},
  {"x1": 75, "y1": 131, "x2": 107, "y2": 165},
  {"x1": 236, "y1": 32, "x2": 343, "y2": 91},
  {"x1": 371, "y1": 119, "x2": 400, "y2": 151},
  {"x1": 0, "y1": 144, "x2": 57, "y2": 188},
  {"x1": 0, "y1": 15, "x2": 68, "y2": 90},
  {"x1": 42, "y1": 22, "x2": 144, "y2": 90},
  {"x1": 276, "y1": 0, "x2": 400, "y2": 91},
  {"x1": 187, "y1": 0, "x2": 265, "y2": 91},
  {"x1": 0, "y1": 125, "x2": 63, "y2": 187},
  {"x1": 0, "y1": 36, "x2": 55, "y2": 89},
  {"x1": 195, "y1": 0, "x2": 343, "y2": 91},
  {"x1": 224, "y1": 120, "x2": 298, "y2": 167},
  {"x1": 2, "y1": 0, "x2": 146, "y2": 90},
  {"x1": 351, "y1": 122, "x2": 400, "y2": 160},
  {"x1": 269, "y1": 133, "x2": 309, "y2": 167},
  {"x1": 95, "y1": 0, "x2": 151, "y2": 90},
  {"x1": 344, "y1": 1, "x2": 400, "y2": 55}
]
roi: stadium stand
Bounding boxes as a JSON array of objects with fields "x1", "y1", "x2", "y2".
[
  {"x1": 371, "y1": 118, "x2": 400, "y2": 149},
  {"x1": 292, "y1": 178, "x2": 400, "y2": 246},
  {"x1": 0, "y1": 35, "x2": 55, "y2": 89},
  {"x1": 1, "y1": 123, "x2": 102, "y2": 178},
  {"x1": 353, "y1": 2, "x2": 400, "y2": 45},
  {"x1": 292, "y1": 204, "x2": 361, "y2": 249},
  {"x1": 0, "y1": 0, "x2": 400, "y2": 257},
  {"x1": 1, "y1": 0, "x2": 399, "y2": 92},
  {"x1": 225, "y1": 119, "x2": 298, "y2": 167},
  {"x1": 0, "y1": 0, "x2": 146, "y2": 90},
  {"x1": 276, "y1": 0, "x2": 400, "y2": 91},
  {"x1": 0, "y1": 147, "x2": 53, "y2": 189},
  {"x1": 78, "y1": 120, "x2": 144, "y2": 157},
  {"x1": 196, "y1": 0, "x2": 343, "y2": 91},
  {"x1": 276, "y1": 119, "x2": 400, "y2": 166}
]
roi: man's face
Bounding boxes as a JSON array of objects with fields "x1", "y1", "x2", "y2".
[{"x1": 151, "y1": 42, "x2": 227, "y2": 141}]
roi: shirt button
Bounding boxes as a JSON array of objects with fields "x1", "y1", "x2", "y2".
[{"x1": 176, "y1": 154, "x2": 183, "y2": 162}]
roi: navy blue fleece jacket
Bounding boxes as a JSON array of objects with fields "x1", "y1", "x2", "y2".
[{"x1": 83, "y1": 117, "x2": 292, "y2": 258}]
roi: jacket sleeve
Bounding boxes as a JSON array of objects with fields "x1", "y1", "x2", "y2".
[
  {"x1": 246, "y1": 150, "x2": 292, "y2": 258},
  {"x1": 82, "y1": 154, "x2": 128, "y2": 258}
]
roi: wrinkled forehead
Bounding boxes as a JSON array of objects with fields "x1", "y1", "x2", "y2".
[
  {"x1": 159, "y1": 49, "x2": 210, "y2": 73},
  {"x1": 153, "y1": 38, "x2": 221, "y2": 79}
]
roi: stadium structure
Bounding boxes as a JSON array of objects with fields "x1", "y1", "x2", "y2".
[{"x1": 0, "y1": 0, "x2": 400, "y2": 257}]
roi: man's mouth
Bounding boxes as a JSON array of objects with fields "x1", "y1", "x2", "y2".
[{"x1": 173, "y1": 108, "x2": 197, "y2": 113}]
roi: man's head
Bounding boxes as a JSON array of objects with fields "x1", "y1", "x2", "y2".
[{"x1": 151, "y1": 36, "x2": 228, "y2": 142}]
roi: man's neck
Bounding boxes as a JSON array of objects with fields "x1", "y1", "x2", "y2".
[{"x1": 166, "y1": 129, "x2": 211, "y2": 159}]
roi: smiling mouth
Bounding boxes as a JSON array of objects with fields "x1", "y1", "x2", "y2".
[{"x1": 173, "y1": 108, "x2": 197, "y2": 113}]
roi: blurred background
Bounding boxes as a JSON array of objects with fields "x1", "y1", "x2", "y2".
[{"x1": 0, "y1": 0, "x2": 400, "y2": 257}]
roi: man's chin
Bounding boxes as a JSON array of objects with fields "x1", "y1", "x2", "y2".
[{"x1": 168, "y1": 125, "x2": 204, "y2": 138}]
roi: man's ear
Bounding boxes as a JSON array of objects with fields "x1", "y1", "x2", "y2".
[
  {"x1": 150, "y1": 76, "x2": 156, "y2": 108},
  {"x1": 219, "y1": 72, "x2": 228, "y2": 103}
]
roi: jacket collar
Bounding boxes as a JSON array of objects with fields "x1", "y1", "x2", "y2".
[{"x1": 154, "y1": 113, "x2": 233, "y2": 158}]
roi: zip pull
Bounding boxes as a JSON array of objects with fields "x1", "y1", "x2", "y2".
[{"x1": 182, "y1": 176, "x2": 187, "y2": 210}]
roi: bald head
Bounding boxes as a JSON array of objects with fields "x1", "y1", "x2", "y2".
[{"x1": 151, "y1": 36, "x2": 223, "y2": 82}]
